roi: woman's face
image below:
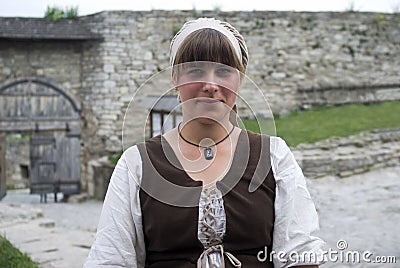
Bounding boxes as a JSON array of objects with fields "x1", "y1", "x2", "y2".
[{"x1": 174, "y1": 61, "x2": 240, "y2": 123}]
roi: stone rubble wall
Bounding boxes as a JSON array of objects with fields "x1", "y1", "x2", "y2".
[
  {"x1": 293, "y1": 128, "x2": 400, "y2": 179},
  {"x1": 5, "y1": 134, "x2": 29, "y2": 189},
  {"x1": 0, "y1": 41, "x2": 83, "y2": 98},
  {"x1": 298, "y1": 85, "x2": 400, "y2": 109}
]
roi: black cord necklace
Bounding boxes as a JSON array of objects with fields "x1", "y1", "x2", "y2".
[{"x1": 178, "y1": 123, "x2": 235, "y2": 160}]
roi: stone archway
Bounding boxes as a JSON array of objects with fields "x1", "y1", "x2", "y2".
[{"x1": 0, "y1": 77, "x2": 81, "y2": 201}]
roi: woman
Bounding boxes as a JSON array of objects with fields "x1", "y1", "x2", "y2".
[{"x1": 84, "y1": 18, "x2": 325, "y2": 268}]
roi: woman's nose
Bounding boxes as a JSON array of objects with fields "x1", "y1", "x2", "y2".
[
  {"x1": 201, "y1": 71, "x2": 219, "y2": 92},
  {"x1": 202, "y1": 81, "x2": 219, "y2": 92}
]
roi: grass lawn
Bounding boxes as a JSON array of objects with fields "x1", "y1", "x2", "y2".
[
  {"x1": 0, "y1": 236, "x2": 39, "y2": 268},
  {"x1": 243, "y1": 100, "x2": 400, "y2": 147}
]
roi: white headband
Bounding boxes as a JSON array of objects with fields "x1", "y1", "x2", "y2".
[{"x1": 170, "y1": 18, "x2": 243, "y2": 66}]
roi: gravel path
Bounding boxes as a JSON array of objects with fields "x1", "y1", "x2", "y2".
[
  {"x1": 0, "y1": 191, "x2": 102, "y2": 268},
  {"x1": 308, "y1": 166, "x2": 400, "y2": 267}
]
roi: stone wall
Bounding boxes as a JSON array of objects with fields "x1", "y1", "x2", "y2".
[
  {"x1": 293, "y1": 128, "x2": 400, "y2": 179},
  {"x1": 0, "y1": 40, "x2": 83, "y2": 96},
  {"x1": 5, "y1": 134, "x2": 29, "y2": 188},
  {"x1": 297, "y1": 84, "x2": 400, "y2": 109}
]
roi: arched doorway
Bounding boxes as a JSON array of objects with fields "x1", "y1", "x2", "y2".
[{"x1": 0, "y1": 78, "x2": 81, "y2": 201}]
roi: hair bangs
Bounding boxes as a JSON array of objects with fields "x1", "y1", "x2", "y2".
[{"x1": 174, "y1": 29, "x2": 244, "y2": 72}]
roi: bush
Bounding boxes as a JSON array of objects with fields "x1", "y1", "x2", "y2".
[
  {"x1": 0, "y1": 236, "x2": 39, "y2": 268},
  {"x1": 65, "y1": 6, "x2": 79, "y2": 18},
  {"x1": 44, "y1": 6, "x2": 79, "y2": 21}
]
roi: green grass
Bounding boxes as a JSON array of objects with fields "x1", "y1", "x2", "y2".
[
  {"x1": 0, "y1": 236, "x2": 39, "y2": 268},
  {"x1": 243, "y1": 101, "x2": 400, "y2": 147}
]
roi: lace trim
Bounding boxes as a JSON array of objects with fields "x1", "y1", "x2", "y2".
[
  {"x1": 198, "y1": 184, "x2": 225, "y2": 247},
  {"x1": 197, "y1": 184, "x2": 242, "y2": 268}
]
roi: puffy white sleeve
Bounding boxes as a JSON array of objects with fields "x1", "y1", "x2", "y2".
[
  {"x1": 270, "y1": 136, "x2": 326, "y2": 267},
  {"x1": 84, "y1": 146, "x2": 146, "y2": 268}
]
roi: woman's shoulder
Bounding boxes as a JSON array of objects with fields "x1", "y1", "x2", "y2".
[
  {"x1": 122, "y1": 134, "x2": 163, "y2": 157},
  {"x1": 269, "y1": 135, "x2": 293, "y2": 158},
  {"x1": 117, "y1": 145, "x2": 143, "y2": 173},
  {"x1": 122, "y1": 144, "x2": 141, "y2": 158},
  {"x1": 269, "y1": 135, "x2": 290, "y2": 152}
]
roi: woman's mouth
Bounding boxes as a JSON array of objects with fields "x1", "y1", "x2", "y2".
[{"x1": 196, "y1": 98, "x2": 224, "y2": 104}]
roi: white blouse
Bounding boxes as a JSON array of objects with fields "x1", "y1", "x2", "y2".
[{"x1": 84, "y1": 136, "x2": 326, "y2": 268}]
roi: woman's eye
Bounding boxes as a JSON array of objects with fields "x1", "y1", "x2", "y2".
[
  {"x1": 216, "y1": 68, "x2": 232, "y2": 76},
  {"x1": 187, "y1": 68, "x2": 204, "y2": 76}
]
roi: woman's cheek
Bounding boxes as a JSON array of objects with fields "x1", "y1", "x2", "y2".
[{"x1": 178, "y1": 82, "x2": 202, "y2": 100}]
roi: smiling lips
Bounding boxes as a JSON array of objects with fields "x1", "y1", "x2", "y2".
[{"x1": 196, "y1": 98, "x2": 224, "y2": 104}]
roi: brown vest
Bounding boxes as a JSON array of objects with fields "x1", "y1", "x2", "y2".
[{"x1": 138, "y1": 130, "x2": 275, "y2": 267}]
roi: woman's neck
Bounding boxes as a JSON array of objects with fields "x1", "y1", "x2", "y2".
[{"x1": 179, "y1": 119, "x2": 233, "y2": 145}]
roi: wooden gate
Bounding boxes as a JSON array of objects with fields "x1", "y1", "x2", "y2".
[
  {"x1": 55, "y1": 131, "x2": 81, "y2": 195},
  {"x1": 0, "y1": 78, "x2": 81, "y2": 201},
  {"x1": 0, "y1": 133, "x2": 6, "y2": 200},
  {"x1": 30, "y1": 133, "x2": 57, "y2": 200},
  {"x1": 30, "y1": 131, "x2": 80, "y2": 201}
]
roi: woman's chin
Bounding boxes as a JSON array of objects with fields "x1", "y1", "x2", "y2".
[{"x1": 191, "y1": 114, "x2": 230, "y2": 126}]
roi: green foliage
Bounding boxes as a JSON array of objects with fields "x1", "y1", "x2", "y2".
[
  {"x1": 0, "y1": 236, "x2": 40, "y2": 268},
  {"x1": 5, "y1": 134, "x2": 29, "y2": 141},
  {"x1": 374, "y1": 13, "x2": 386, "y2": 28},
  {"x1": 65, "y1": 6, "x2": 79, "y2": 18},
  {"x1": 44, "y1": 6, "x2": 79, "y2": 21},
  {"x1": 172, "y1": 25, "x2": 181, "y2": 36},
  {"x1": 243, "y1": 101, "x2": 400, "y2": 147},
  {"x1": 108, "y1": 150, "x2": 123, "y2": 165},
  {"x1": 44, "y1": 6, "x2": 64, "y2": 21}
]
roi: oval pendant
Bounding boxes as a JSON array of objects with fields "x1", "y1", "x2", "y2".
[{"x1": 204, "y1": 147, "x2": 214, "y2": 160}]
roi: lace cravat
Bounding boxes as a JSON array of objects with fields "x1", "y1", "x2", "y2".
[{"x1": 197, "y1": 184, "x2": 241, "y2": 268}]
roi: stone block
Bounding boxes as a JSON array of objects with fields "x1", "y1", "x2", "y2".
[
  {"x1": 103, "y1": 64, "x2": 114, "y2": 73},
  {"x1": 104, "y1": 80, "x2": 116, "y2": 89}
]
